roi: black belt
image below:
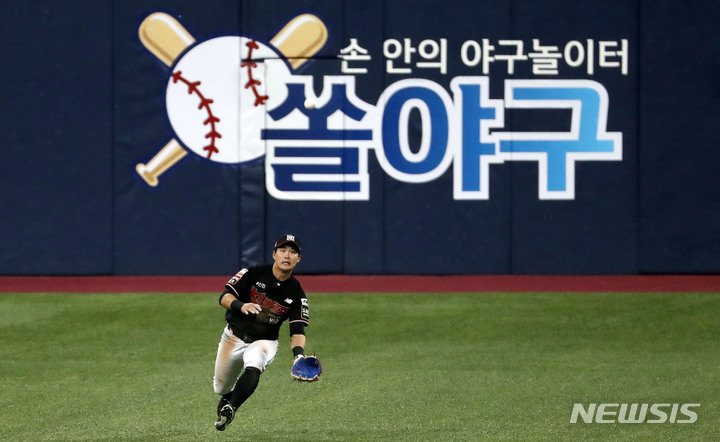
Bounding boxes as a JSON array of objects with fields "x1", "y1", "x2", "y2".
[{"x1": 228, "y1": 324, "x2": 255, "y2": 343}]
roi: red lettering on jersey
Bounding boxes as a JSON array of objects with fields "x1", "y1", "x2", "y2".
[{"x1": 249, "y1": 286, "x2": 289, "y2": 315}]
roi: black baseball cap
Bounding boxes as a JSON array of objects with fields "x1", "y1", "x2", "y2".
[{"x1": 274, "y1": 234, "x2": 301, "y2": 254}]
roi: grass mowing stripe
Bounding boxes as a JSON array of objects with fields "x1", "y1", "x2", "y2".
[{"x1": 0, "y1": 292, "x2": 718, "y2": 441}]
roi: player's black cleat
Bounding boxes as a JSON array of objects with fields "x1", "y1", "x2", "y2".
[
  {"x1": 217, "y1": 396, "x2": 231, "y2": 417},
  {"x1": 215, "y1": 404, "x2": 235, "y2": 431}
]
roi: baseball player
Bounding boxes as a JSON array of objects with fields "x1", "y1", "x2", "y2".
[{"x1": 213, "y1": 234, "x2": 310, "y2": 431}]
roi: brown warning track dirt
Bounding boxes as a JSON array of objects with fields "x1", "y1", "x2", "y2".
[{"x1": 1, "y1": 275, "x2": 719, "y2": 293}]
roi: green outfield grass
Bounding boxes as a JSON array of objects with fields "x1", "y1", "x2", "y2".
[{"x1": 1, "y1": 291, "x2": 718, "y2": 441}]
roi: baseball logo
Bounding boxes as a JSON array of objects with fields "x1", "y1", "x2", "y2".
[
  {"x1": 166, "y1": 37, "x2": 291, "y2": 164},
  {"x1": 136, "y1": 12, "x2": 327, "y2": 186}
]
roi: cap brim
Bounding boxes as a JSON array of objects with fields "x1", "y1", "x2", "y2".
[{"x1": 275, "y1": 241, "x2": 301, "y2": 253}]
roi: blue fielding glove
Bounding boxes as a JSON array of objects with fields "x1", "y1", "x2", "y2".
[{"x1": 290, "y1": 355, "x2": 322, "y2": 382}]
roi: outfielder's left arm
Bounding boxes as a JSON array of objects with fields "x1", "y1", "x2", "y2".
[{"x1": 290, "y1": 334, "x2": 306, "y2": 356}]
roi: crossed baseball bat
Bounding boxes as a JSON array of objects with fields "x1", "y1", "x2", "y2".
[{"x1": 136, "y1": 12, "x2": 328, "y2": 187}]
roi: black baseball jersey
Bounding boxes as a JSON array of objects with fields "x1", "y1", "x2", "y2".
[{"x1": 222, "y1": 264, "x2": 309, "y2": 342}]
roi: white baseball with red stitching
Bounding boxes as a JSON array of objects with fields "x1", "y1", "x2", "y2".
[{"x1": 166, "y1": 36, "x2": 293, "y2": 164}]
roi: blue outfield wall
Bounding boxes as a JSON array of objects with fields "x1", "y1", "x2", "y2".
[{"x1": 1, "y1": 0, "x2": 719, "y2": 276}]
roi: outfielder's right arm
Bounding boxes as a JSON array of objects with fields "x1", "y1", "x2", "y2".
[{"x1": 220, "y1": 293, "x2": 262, "y2": 315}]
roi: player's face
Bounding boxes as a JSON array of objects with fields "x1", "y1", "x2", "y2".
[{"x1": 273, "y1": 245, "x2": 301, "y2": 272}]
